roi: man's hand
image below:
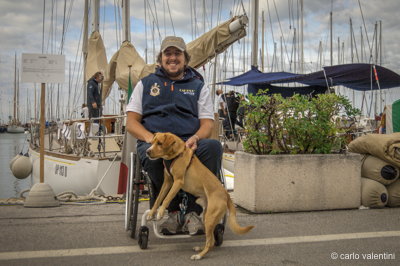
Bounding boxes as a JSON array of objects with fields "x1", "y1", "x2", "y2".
[
  {"x1": 92, "y1": 102, "x2": 98, "y2": 109},
  {"x1": 186, "y1": 135, "x2": 199, "y2": 150}
]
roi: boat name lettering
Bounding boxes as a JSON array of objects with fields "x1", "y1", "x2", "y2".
[{"x1": 55, "y1": 164, "x2": 68, "y2": 177}]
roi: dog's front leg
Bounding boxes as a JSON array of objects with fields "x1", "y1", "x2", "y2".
[
  {"x1": 156, "y1": 178, "x2": 184, "y2": 220},
  {"x1": 147, "y1": 169, "x2": 173, "y2": 221}
]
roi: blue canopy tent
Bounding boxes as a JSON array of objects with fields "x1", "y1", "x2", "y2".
[{"x1": 219, "y1": 64, "x2": 400, "y2": 96}]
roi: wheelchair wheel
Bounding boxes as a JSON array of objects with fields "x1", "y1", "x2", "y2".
[
  {"x1": 138, "y1": 226, "x2": 149, "y2": 249},
  {"x1": 214, "y1": 224, "x2": 225, "y2": 246},
  {"x1": 129, "y1": 153, "x2": 143, "y2": 239}
]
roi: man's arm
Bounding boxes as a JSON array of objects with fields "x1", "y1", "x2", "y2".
[
  {"x1": 126, "y1": 112, "x2": 154, "y2": 143},
  {"x1": 185, "y1": 118, "x2": 214, "y2": 150}
]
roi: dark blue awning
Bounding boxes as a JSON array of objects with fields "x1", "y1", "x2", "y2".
[{"x1": 219, "y1": 64, "x2": 400, "y2": 92}]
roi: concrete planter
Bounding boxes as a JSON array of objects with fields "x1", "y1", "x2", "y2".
[{"x1": 234, "y1": 151, "x2": 362, "y2": 213}]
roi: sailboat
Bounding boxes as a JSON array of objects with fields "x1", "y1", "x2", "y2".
[
  {"x1": 28, "y1": 0, "x2": 248, "y2": 196},
  {"x1": 7, "y1": 53, "x2": 25, "y2": 134}
]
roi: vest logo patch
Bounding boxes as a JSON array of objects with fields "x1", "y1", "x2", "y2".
[{"x1": 150, "y1": 83, "x2": 160, "y2": 96}]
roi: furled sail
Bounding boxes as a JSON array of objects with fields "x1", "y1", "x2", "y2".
[
  {"x1": 187, "y1": 16, "x2": 247, "y2": 69},
  {"x1": 86, "y1": 31, "x2": 108, "y2": 82}
]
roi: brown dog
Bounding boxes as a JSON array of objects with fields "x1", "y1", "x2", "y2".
[{"x1": 146, "y1": 132, "x2": 254, "y2": 260}]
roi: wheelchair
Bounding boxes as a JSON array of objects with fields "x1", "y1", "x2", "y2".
[{"x1": 124, "y1": 150, "x2": 227, "y2": 250}]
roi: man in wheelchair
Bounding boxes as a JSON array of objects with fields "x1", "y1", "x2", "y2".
[{"x1": 126, "y1": 36, "x2": 222, "y2": 235}]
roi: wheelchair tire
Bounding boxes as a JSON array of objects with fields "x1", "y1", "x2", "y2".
[
  {"x1": 214, "y1": 224, "x2": 225, "y2": 247},
  {"x1": 138, "y1": 226, "x2": 149, "y2": 249},
  {"x1": 129, "y1": 153, "x2": 143, "y2": 239}
]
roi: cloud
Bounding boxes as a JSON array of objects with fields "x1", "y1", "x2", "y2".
[{"x1": 0, "y1": 0, "x2": 399, "y2": 123}]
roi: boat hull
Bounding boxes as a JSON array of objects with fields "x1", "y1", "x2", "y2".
[
  {"x1": 29, "y1": 148, "x2": 121, "y2": 196},
  {"x1": 7, "y1": 125, "x2": 25, "y2": 133}
]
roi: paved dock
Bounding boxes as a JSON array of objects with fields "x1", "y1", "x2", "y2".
[{"x1": 0, "y1": 199, "x2": 399, "y2": 266}]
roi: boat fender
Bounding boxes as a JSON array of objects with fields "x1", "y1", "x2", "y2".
[
  {"x1": 9, "y1": 152, "x2": 23, "y2": 170},
  {"x1": 11, "y1": 154, "x2": 33, "y2": 179}
]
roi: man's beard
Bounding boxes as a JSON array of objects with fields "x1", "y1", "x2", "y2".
[{"x1": 163, "y1": 66, "x2": 185, "y2": 78}]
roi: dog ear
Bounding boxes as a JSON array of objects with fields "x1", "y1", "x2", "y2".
[{"x1": 162, "y1": 133, "x2": 175, "y2": 148}]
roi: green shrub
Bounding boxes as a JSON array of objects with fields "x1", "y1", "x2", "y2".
[{"x1": 241, "y1": 90, "x2": 360, "y2": 155}]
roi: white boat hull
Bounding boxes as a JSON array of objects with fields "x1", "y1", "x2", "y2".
[
  {"x1": 29, "y1": 148, "x2": 121, "y2": 196},
  {"x1": 7, "y1": 125, "x2": 25, "y2": 133}
]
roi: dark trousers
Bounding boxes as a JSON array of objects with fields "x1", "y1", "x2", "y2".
[
  {"x1": 223, "y1": 112, "x2": 237, "y2": 139},
  {"x1": 88, "y1": 107, "x2": 101, "y2": 123},
  {"x1": 137, "y1": 138, "x2": 222, "y2": 215}
]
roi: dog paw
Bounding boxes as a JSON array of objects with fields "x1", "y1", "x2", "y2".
[
  {"x1": 193, "y1": 246, "x2": 202, "y2": 252},
  {"x1": 156, "y1": 208, "x2": 165, "y2": 220},
  {"x1": 190, "y1": 254, "x2": 202, "y2": 260},
  {"x1": 146, "y1": 213, "x2": 154, "y2": 221}
]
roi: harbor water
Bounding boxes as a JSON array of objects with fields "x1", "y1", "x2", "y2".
[{"x1": 0, "y1": 133, "x2": 32, "y2": 199}]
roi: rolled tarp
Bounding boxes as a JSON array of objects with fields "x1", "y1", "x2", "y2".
[
  {"x1": 102, "y1": 41, "x2": 148, "y2": 101},
  {"x1": 86, "y1": 31, "x2": 108, "y2": 82},
  {"x1": 186, "y1": 16, "x2": 247, "y2": 69},
  {"x1": 361, "y1": 155, "x2": 399, "y2": 185},
  {"x1": 348, "y1": 132, "x2": 400, "y2": 168},
  {"x1": 387, "y1": 179, "x2": 400, "y2": 207},
  {"x1": 361, "y1": 177, "x2": 388, "y2": 208}
]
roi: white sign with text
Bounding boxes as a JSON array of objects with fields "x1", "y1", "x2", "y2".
[{"x1": 21, "y1": 53, "x2": 65, "y2": 83}]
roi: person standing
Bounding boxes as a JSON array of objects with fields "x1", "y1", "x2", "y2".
[
  {"x1": 216, "y1": 89, "x2": 227, "y2": 118},
  {"x1": 223, "y1": 90, "x2": 240, "y2": 139},
  {"x1": 126, "y1": 36, "x2": 222, "y2": 235},
  {"x1": 81, "y1": 103, "x2": 89, "y2": 119},
  {"x1": 87, "y1": 71, "x2": 104, "y2": 120}
]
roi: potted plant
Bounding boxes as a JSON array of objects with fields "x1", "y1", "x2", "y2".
[{"x1": 234, "y1": 91, "x2": 363, "y2": 213}]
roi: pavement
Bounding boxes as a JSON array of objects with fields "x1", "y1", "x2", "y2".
[{"x1": 0, "y1": 197, "x2": 399, "y2": 266}]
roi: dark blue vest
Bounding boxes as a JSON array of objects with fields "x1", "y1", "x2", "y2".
[{"x1": 141, "y1": 67, "x2": 204, "y2": 138}]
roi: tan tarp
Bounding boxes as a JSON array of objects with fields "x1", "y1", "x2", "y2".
[
  {"x1": 86, "y1": 31, "x2": 108, "y2": 82},
  {"x1": 361, "y1": 155, "x2": 399, "y2": 185},
  {"x1": 186, "y1": 16, "x2": 246, "y2": 69},
  {"x1": 100, "y1": 16, "x2": 247, "y2": 101},
  {"x1": 348, "y1": 133, "x2": 400, "y2": 168},
  {"x1": 361, "y1": 178, "x2": 388, "y2": 208},
  {"x1": 387, "y1": 179, "x2": 400, "y2": 207}
]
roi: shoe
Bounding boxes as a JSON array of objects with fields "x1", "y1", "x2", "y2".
[
  {"x1": 159, "y1": 211, "x2": 180, "y2": 235},
  {"x1": 183, "y1": 212, "x2": 204, "y2": 235}
]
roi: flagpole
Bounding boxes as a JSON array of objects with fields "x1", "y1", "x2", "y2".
[{"x1": 127, "y1": 65, "x2": 133, "y2": 104}]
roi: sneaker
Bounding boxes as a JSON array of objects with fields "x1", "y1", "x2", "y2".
[
  {"x1": 183, "y1": 212, "x2": 204, "y2": 235},
  {"x1": 159, "y1": 211, "x2": 180, "y2": 235}
]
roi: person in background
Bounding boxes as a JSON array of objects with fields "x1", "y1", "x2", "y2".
[
  {"x1": 216, "y1": 88, "x2": 226, "y2": 118},
  {"x1": 87, "y1": 71, "x2": 104, "y2": 135},
  {"x1": 87, "y1": 71, "x2": 104, "y2": 120},
  {"x1": 81, "y1": 103, "x2": 89, "y2": 119},
  {"x1": 236, "y1": 94, "x2": 246, "y2": 128},
  {"x1": 126, "y1": 36, "x2": 222, "y2": 235},
  {"x1": 223, "y1": 90, "x2": 240, "y2": 139}
]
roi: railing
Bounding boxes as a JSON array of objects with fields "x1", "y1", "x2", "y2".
[{"x1": 29, "y1": 115, "x2": 126, "y2": 158}]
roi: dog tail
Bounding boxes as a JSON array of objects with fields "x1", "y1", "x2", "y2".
[{"x1": 227, "y1": 194, "x2": 254, "y2": 235}]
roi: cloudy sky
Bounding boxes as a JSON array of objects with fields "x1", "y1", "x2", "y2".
[{"x1": 0, "y1": 0, "x2": 399, "y2": 123}]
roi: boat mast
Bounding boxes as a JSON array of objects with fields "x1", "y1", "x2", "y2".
[
  {"x1": 251, "y1": 0, "x2": 259, "y2": 68},
  {"x1": 122, "y1": 0, "x2": 131, "y2": 42},
  {"x1": 13, "y1": 53, "x2": 17, "y2": 123},
  {"x1": 82, "y1": 0, "x2": 89, "y2": 103},
  {"x1": 330, "y1": 11, "x2": 333, "y2": 66},
  {"x1": 300, "y1": 0, "x2": 304, "y2": 73}
]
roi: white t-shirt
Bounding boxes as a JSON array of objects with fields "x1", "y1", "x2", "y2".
[
  {"x1": 126, "y1": 80, "x2": 214, "y2": 120},
  {"x1": 217, "y1": 94, "x2": 226, "y2": 110}
]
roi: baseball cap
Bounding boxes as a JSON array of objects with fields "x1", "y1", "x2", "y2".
[{"x1": 161, "y1": 36, "x2": 186, "y2": 52}]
